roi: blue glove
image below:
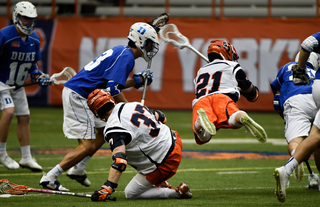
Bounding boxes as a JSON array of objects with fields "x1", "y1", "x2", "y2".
[
  {"x1": 106, "y1": 81, "x2": 121, "y2": 97},
  {"x1": 36, "y1": 73, "x2": 52, "y2": 86},
  {"x1": 273, "y1": 94, "x2": 282, "y2": 111},
  {"x1": 133, "y1": 69, "x2": 153, "y2": 89}
]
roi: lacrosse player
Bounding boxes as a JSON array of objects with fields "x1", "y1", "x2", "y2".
[
  {"x1": 40, "y1": 22, "x2": 159, "y2": 191},
  {"x1": 271, "y1": 52, "x2": 320, "y2": 191},
  {"x1": 192, "y1": 40, "x2": 267, "y2": 145},
  {"x1": 0, "y1": 1, "x2": 51, "y2": 171},
  {"x1": 274, "y1": 33, "x2": 320, "y2": 202},
  {"x1": 86, "y1": 89, "x2": 191, "y2": 201}
]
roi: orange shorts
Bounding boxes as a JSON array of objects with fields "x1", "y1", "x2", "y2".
[
  {"x1": 192, "y1": 93, "x2": 240, "y2": 134},
  {"x1": 146, "y1": 131, "x2": 183, "y2": 186}
]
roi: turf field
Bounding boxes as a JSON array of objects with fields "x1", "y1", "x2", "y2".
[{"x1": 1, "y1": 107, "x2": 320, "y2": 206}]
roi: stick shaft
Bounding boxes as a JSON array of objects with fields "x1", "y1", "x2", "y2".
[
  {"x1": 30, "y1": 188, "x2": 91, "y2": 198},
  {"x1": 305, "y1": 160, "x2": 313, "y2": 175},
  {"x1": 141, "y1": 61, "x2": 152, "y2": 106}
]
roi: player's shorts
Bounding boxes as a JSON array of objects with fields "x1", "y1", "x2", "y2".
[
  {"x1": 0, "y1": 82, "x2": 29, "y2": 116},
  {"x1": 62, "y1": 87, "x2": 106, "y2": 139},
  {"x1": 283, "y1": 94, "x2": 317, "y2": 143},
  {"x1": 146, "y1": 131, "x2": 182, "y2": 186},
  {"x1": 192, "y1": 93, "x2": 240, "y2": 133}
]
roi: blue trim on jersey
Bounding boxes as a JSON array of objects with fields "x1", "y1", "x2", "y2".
[
  {"x1": 270, "y1": 62, "x2": 314, "y2": 107},
  {"x1": 0, "y1": 25, "x2": 41, "y2": 85},
  {"x1": 64, "y1": 45, "x2": 135, "y2": 98}
]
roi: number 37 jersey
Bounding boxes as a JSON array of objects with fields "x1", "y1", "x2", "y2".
[
  {"x1": 192, "y1": 60, "x2": 241, "y2": 107},
  {"x1": 104, "y1": 102, "x2": 175, "y2": 174}
]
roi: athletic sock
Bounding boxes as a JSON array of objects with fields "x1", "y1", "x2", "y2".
[
  {"x1": 284, "y1": 157, "x2": 299, "y2": 176},
  {"x1": 75, "y1": 156, "x2": 91, "y2": 170},
  {"x1": 47, "y1": 164, "x2": 64, "y2": 177},
  {"x1": 0, "y1": 142, "x2": 6, "y2": 155},
  {"x1": 21, "y1": 145, "x2": 31, "y2": 158}
]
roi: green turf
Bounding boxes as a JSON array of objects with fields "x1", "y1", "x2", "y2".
[{"x1": 1, "y1": 107, "x2": 318, "y2": 206}]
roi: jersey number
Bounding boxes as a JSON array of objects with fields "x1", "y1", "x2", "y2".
[
  {"x1": 6, "y1": 62, "x2": 32, "y2": 85},
  {"x1": 130, "y1": 105, "x2": 160, "y2": 137},
  {"x1": 195, "y1": 71, "x2": 222, "y2": 99},
  {"x1": 84, "y1": 49, "x2": 113, "y2": 71}
]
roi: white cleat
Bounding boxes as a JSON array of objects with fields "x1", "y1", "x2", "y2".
[
  {"x1": 19, "y1": 156, "x2": 43, "y2": 172},
  {"x1": 240, "y1": 115, "x2": 267, "y2": 143},
  {"x1": 197, "y1": 108, "x2": 216, "y2": 136},
  {"x1": 308, "y1": 173, "x2": 319, "y2": 189},
  {"x1": 67, "y1": 166, "x2": 91, "y2": 187},
  {"x1": 293, "y1": 162, "x2": 304, "y2": 182},
  {"x1": 40, "y1": 172, "x2": 69, "y2": 192},
  {"x1": 175, "y1": 182, "x2": 192, "y2": 199},
  {"x1": 0, "y1": 154, "x2": 19, "y2": 170},
  {"x1": 273, "y1": 166, "x2": 290, "y2": 202}
]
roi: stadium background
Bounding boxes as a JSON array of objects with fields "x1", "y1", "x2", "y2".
[{"x1": 1, "y1": 0, "x2": 319, "y2": 111}]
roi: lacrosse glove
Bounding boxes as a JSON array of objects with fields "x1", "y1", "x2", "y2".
[
  {"x1": 133, "y1": 69, "x2": 153, "y2": 89},
  {"x1": 292, "y1": 64, "x2": 310, "y2": 85},
  {"x1": 150, "y1": 109, "x2": 167, "y2": 124},
  {"x1": 91, "y1": 185, "x2": 115, "y2": 202},
  {"x1": 36, "y1": 73, "x2": 52, "y2": 86}
]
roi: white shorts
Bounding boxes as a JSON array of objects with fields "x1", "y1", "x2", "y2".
[
  {"x1": 62, "y1": 87, "x2": 106, "y2": 139},
  {"x1": 283, "y1": 94, "x2": 317, "y2": 143},
  {"x1": 0, "y1": 82, "x2": 29, "y2": 116}
]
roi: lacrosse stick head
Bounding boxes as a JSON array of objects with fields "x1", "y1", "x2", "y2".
[
  {"x1": 207, "y1": 40, "x2": 239, "y2": 62},
  {"x1": 128, "y1": 22, "x2": 159, "y2": 62},
  {"x1": 147, "y1": 13, "x2": 169, "y2": 33},
  {"x1": 50, "y1": 67, "x2": 77, "y2": 84},
  {"x1": 159, "y1": 24, "x2": 190, "y2": 49},
  {"x1": 0, "y1": 179, "x2": 30, "y2": 195},
  {"x1": 87, "y1": 89, "x2": 115, "y2": 120}
]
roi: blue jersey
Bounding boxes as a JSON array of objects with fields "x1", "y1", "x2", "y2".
[
  {"x1": 270, "y1": 62, "x2": 315, "y2": 107},
  {"x1": 0, "y1": 25, "x2": 41, "y2": 86},
  {"x1": 64, "y1": 45, "x2": 135, "y2": 99}
]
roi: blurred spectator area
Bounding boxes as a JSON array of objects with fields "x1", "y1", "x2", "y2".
[{"x1": 0, "y1": 0, "x2": 319, "y2": 18}]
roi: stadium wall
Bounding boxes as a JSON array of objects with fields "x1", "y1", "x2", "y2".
[{"x1": 0, "y1": 17, "x2": 318, "y2": 111}]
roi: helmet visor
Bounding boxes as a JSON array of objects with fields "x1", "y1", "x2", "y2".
[{"x1": 17, "y1": 15, "x2": 36, "y2": 34}]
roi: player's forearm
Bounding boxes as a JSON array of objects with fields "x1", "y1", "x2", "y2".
[{"x1": 297, "y1": 50, "x2": 310, "y2": 70}]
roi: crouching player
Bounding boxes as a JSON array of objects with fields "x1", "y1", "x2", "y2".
[{"x1": 87, "y1": 89, "x2": 192, "y2": 201}]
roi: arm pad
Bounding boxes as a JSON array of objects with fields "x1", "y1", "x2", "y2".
[
  {"x1": 111, "y1": 152, "x2": 127, "y2": 172},
  {"x1": 241, "y1": 85, "x2": 259, "y2": 102},
  {"x1": 273, "y1": 94, "x2": 282, "y2": 111}
]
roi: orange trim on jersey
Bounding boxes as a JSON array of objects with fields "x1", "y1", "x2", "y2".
[
  {"x1": 146, "y1": 131, "x2": 183, "y2": 186},
  {"x1": 192, "y1": 93, "x2": 240, "y2": 132}
]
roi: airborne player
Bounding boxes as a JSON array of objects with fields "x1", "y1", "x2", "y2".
[{"x1": 192, "y1": 40, "x2": 267, "y2": 145}]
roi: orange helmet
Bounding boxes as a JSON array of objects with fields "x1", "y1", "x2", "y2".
[
  {"x1": 207, "y1": 40, "x2": 239, "y2": 61},
  {"x1": 87, "y1": 89, "x2": 115, "y2": 119}
]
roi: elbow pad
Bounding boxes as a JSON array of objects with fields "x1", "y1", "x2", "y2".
[
  {"x1": 111, "y1": 152, "x2": 127, "y2": 172},
  {"x1": 242, "y1": 86, "x2": 259, "y2": 102},
  {"x1": 273, "y1": 94, "x2": 282, "y2": 111}
]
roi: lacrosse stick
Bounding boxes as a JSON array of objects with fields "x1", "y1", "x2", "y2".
[
  {"x1": 0, "y1": 67, "x2": 76, "y2": 92},
  {"x1": 0, "y1": 179, "x2": 91, "y2": 198},
  {"x1": 147, "y1": 12, "x2": 170, "y2": 34},
  {"x1": 159, "y1": 24, "x2": 209, "y2": 63},
  {"x1": 141, "y1": 60, "x2": 152, "y2": 106}
]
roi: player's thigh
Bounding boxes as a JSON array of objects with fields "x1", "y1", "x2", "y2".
[{"x1": 62, "y1": 87, "x2": 97, "y2": 139}]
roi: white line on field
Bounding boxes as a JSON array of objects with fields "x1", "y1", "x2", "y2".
[{"x1": 181, "y1": 138, "x2": 287, "y2": 145}]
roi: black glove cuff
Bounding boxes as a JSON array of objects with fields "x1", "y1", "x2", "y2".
[{"x1": 104, "y1": 180, "x2": 118, "y2": 191}]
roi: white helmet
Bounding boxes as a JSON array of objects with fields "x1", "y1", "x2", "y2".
[
  {"x1": 295, "y1": 51, "x2": 320, "y2": 71},
  {"x1": 127, "y1": 22, "x2": 159, "y2": 62},
  {"x1": 12, "y1": 1, "x2": 37, "y2": 35}
]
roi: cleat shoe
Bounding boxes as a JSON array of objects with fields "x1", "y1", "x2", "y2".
[
  {"x1": 160, "y1": 181, "x2": 174, "y2": 189},
  {"x1": 308, "y1": 173, "x2": 319, "y2": 189},
  {"x1": 0, "y1": 154, "x2": 19, "y2": 170},
  {"x1": 19, "y1": 156, "x2": 43, "y2": 172},
  {"x1": 293, "y1": 162, "x2": 304, "y2": 182},
  {"x1": 197, "y1": 109, "x2": 216, "y2": 136},
  {"x1": 273, "y1": 166, "x2": 290, "y2": 203},
  {"x1": 175, "y1": 182, "x2": 192, "y2": 199},
  {"x1": 40, "y1": 172, "x2": 69, "y2": 192},
  {"x1": 240, "y1": 115, "x2": 267, "y2": 143},
  {"x1": 67, "y1": 166, "x2": 91, "y2": 187}
]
